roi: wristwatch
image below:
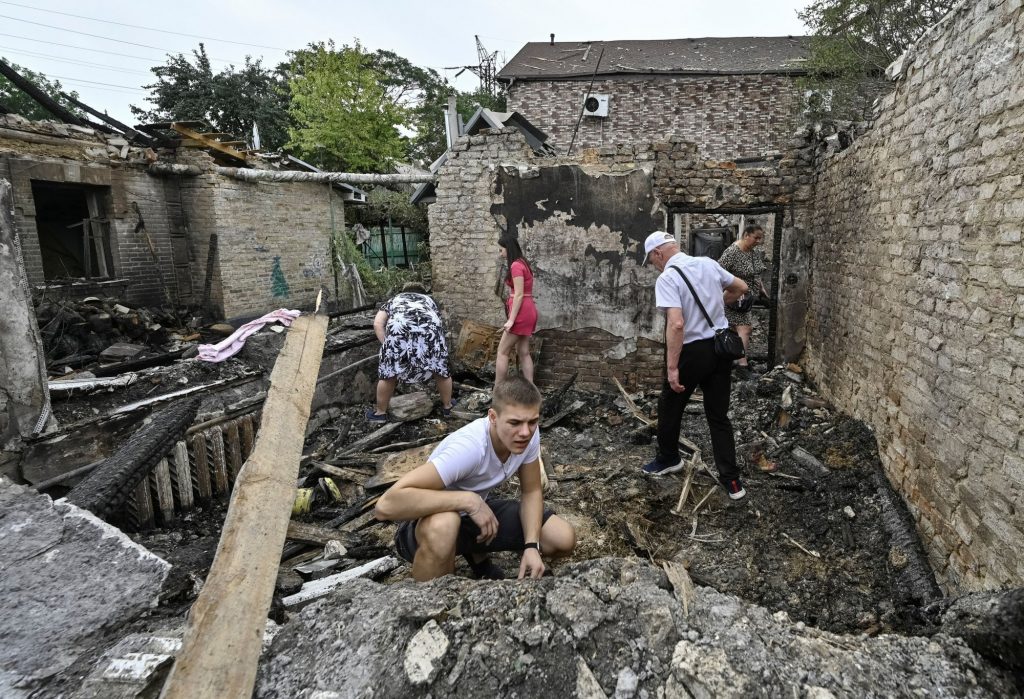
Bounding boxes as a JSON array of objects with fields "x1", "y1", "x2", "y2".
[{"x1": 524, "y1": 541, "x2": 541, "y2": 553}]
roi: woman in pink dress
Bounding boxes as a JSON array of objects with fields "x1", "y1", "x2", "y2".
[{"x1": 496, "y1": 236, "x2": 538, "y2": 384}]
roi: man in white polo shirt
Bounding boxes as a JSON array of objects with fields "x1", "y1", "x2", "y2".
[
  {"x1": 374, "y1": 376, "x2": 577, "y2": 581},
  {"x1": 642, "y1": 231, "x2": 751, "y2": 500}
]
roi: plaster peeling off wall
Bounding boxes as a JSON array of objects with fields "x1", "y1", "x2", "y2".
[{"x1": 496, "y1": 165, "x2": 664, "y2": 343}]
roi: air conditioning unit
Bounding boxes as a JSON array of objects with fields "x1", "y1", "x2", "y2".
[{"x1": 582, "y1": 94, "x2": 609, "y2": 117}]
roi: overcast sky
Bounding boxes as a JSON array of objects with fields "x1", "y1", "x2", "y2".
[{"x1": 0, "y1": 0, "x2": 810, "y2": 126}]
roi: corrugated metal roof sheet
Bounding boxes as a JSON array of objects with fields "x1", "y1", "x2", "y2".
[{"x1": 496, "y1": 36, "x2": 812, "y2": 80}]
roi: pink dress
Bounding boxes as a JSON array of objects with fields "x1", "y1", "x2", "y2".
[{"x1": 505, "y1": 259, "x2": 538, "y2": 336}]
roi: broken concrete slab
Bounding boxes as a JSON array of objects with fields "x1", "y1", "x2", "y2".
[
  {"x1": 0, "y1": 478, "x2": 170, "y2": 698},
  {"x1": 255, "y1": 558, "x2": 1018, "y2": 698}
]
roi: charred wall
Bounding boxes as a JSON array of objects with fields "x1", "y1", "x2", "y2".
[
  {"x1": 805, "y1": 0, "x2": 1024, "y2": 591},
  {"x1": 428, "y1": 128, "x2": 816, "y2": 390}
]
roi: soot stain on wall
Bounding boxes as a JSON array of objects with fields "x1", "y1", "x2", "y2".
[{"x1": 493, "y1": 165, "x2": 662, "y2": 271}]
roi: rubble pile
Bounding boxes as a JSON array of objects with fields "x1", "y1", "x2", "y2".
[
  {"x1": 37, "y1": 297, "x2": 195, "y2": 373},
  {"x1": 255, "y1": 557, "x2": 1018, "y2": 698}
]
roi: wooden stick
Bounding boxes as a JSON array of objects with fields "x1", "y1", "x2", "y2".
[
  {"x1": 339, "y1": 421, "x2": 401, "y2": 455},
  {"x1": 671, "y1": 461, "x2": 696, "y2": 516},
  {"x1": 691, "y1": 485, "x2": 717, "y2": 515},
  {"x1": 160, "y1": 313, "x2": 328, "y2": 699},
  {"x1": 782, "y1": 532, "x2": 821, "y2": 559},
  {"x1": 613, "y1": 376, "x2": 653, "y2": 426}
]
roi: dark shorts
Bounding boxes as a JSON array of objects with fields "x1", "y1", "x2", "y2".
[{"x1": 394, "y1": 498, "x2": 555, "y2": 563}]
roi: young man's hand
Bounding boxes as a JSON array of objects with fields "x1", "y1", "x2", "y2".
[
  {"x1": 518, "y1": 547, "x2": 545, "y2": 579},
  {"x1": 468, "y1": 497, "x2": 498, "y2": 544}
]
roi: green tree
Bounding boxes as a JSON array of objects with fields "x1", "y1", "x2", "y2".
[
  {"x1": 797, "y1": 0, "x2": 956, "y2": 121},
  {"x1": 0, "y1": 60, "x2": 82, "y2": 121},
  {"x1": 131, "y1": 44, "x2": 290, "y2": 150},
  {"x1": 285, "y1": 41, "x2": 408, "y2": 172}
]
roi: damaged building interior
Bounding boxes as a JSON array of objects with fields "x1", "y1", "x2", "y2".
[{"x1": 0, "y1": 0, "x2": 1022, "y2": 697}]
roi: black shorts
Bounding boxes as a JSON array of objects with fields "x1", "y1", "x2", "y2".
[{"x1": 394, "y1": 498, "x2": 555, "y2": 563}]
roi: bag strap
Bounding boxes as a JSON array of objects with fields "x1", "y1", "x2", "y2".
[{"x1": 669, "y1": 266, "x2": 715, "y2": 329}]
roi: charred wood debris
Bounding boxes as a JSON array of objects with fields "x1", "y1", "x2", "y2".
[{"x1": 15, "y1": 306, "x2": 1023, "y2": 695}]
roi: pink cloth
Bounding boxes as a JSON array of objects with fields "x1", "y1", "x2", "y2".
[{"x1": 197, "y1": 308, "x2": 302, "y2": 363}]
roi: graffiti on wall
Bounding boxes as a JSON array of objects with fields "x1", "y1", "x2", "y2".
[{"x1": 271, "y1": 256, "x2": 290, "y2": 297}]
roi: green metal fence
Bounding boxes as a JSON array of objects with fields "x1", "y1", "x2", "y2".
[{"x1": 361, "y1": 225, "x2": 424, "y2": 268}]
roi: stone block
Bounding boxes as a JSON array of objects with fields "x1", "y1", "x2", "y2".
[{"x1": 0, "y1": 479, "x2": 170, "y2": 697}]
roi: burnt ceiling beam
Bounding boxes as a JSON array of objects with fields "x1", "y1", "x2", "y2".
[
  {"x1": 59, "y1": 92, "x2": 155, "y2": 147},
  {"x1": 0, "y1": 58, "x2": 90, "y2": 127}
]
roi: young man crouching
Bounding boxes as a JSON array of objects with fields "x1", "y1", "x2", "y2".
[{"x1": 374, "y1": 376, "x2": 576, "y2": 581}]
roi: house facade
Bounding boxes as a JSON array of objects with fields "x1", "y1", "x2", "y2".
[{"x1": 497, "y1": 37, "x2": 811, "y2": 160}]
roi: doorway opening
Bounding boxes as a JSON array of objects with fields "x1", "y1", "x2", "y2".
[
  {"x1": 671, "y1": 207, "x2": 784, "y2": 366},
  {"x1": 31, "y1": 181, "x2": 113, "y2": 281}
]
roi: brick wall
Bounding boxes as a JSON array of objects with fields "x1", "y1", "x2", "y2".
[
  {"x1": 805, "y1": 0, "x2": 1024, "y2": 591},
  {"x1": 176, "y1": 154, "x2": 338, "y2": 319},
  {"x1": 0, "y1": 151, "x2": 176, "y2": 307},
  {"x1": 507, "y1": 74, "x2": 804, "y2": 160},
  {"x1": 1, "y1": 136, "x2": 340, "y2": 317},
  {"x1": 428, "y1": 128, "x2": 816, "y2": 390}
]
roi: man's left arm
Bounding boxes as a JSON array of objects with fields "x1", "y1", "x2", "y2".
[{"x1": 517, "y1": 457, "x2": 545, "y2": 579}]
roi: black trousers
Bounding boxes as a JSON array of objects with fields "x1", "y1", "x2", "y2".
[{"x1": 656, "y1": 337, "x2": 739, "y2": 481}]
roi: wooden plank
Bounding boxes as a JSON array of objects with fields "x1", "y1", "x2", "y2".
[
  {"x1": 85, "y1": 192, "x2": 109, "y2": 277},
  {"x1": 339, "y1": 421, "x2": 401, "y2": 456},
  {"x1": 225, "y1": 420, "x2": 243, "y2": 482},
  {"x1": 207, "y1": 426, "x2": 229, "y2": 497},
  {"x1": 160, "y1": 313, "x2": 328, "y2": 699},
  {"x1": 364, "y1": 443, "x2": 436, "y2": 489},
  {"x1": 127, "y1": 478, "x2": 154, "y2": 531},
  {"x1": 281, "y1": 556, "x2": 399, "y2": 609},
  {"x1": 150, "y1": 458, "x2": 175, "y2": 525},
  {"x1": 239, "y1": 414, "x2": 255, "y2": 460},
  {"x1": 286, "y1": 520, "x2": 355, "y2": 547},
  {"x1": 339, "y1": 509, "x2": 378, "y2": 533},
  {"x1": 171, "y1": 441, "x2": 194, "y2": 512},
  {"x1": 170, "y1": 122, "x2": 247, "y2": 162},
  {"x1": 190, "y1": 433, "x2": 212, "y2": 502},
  {"x1": 311, "y1": 462, "x2": 369, "y2": 485}
]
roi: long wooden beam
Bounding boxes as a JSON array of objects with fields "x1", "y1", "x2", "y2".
[
  {"x1": 159, "y1": 312, "x2": 328, "y2": 699},
  {"x1": 0, "y1": 59, "x2": 90, "y2": 127}
]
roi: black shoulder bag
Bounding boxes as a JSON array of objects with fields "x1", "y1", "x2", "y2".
[{"x1": 670, "y1": 266, "x2": 746, "y2": 360}]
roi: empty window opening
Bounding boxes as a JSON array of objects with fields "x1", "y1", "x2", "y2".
[{"x1": 31, "y1": 181, "x2": 113, "y2": 281}]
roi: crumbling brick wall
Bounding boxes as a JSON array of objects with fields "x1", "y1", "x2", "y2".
[
  {"x1": 175, "y1": 153, "x2": 339, "y2": 319},
  {"x1": 507, "y1": 74, "x2": 804, "y2": 160},
  {"x1": 804, "y1": 0, "x2": 1024, "y2": 591},
  {"x1": 428, "y1": 128, "x2": 816, "y2": 391},
  {"x1": 0, "y1": 151, "x2": 176, "y2": 307}
]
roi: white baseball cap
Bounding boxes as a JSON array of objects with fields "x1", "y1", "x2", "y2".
[{"x1": 643, "y1": 231, "x2": 674, "y2": 264}]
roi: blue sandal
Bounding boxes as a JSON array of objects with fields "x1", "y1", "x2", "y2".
[
  {"x1": 441, "y1": 399, "x2": 457, "y2": 417},
  {"x1": 365, "y1": 407, "x2": 389, "y2": 423}
]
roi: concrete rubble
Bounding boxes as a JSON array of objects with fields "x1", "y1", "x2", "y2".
[
  {"x1": 254, "y1": 558, "x2": 1018, "y2": 698},
  {"x1": 0, "y1": 478, "x2": 170, "y2": 698}
]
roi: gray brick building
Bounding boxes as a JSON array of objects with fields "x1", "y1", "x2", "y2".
[{"x1": 497, "y1": 36, "x2": 811, "y2": 160}]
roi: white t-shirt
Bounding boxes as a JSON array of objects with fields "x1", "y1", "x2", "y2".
[
  {"x1": 429, "y1": 417, "x2": 541, "y2": 501},
  {"x1": 655, "y1": 252, "x2": 735, "y2": 344}
]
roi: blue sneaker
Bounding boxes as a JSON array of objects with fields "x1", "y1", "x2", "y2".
[
  {"x1": 365, "y1": 407, "x2": 389, "y2": 423},
  {"x1": 642, "y1": 459, "x2": 684, "y2": 476}
]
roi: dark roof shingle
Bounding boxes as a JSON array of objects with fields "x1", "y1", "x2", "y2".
[{"x1": 496, "y1": 36, "x2": 811, "y2": 80}]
